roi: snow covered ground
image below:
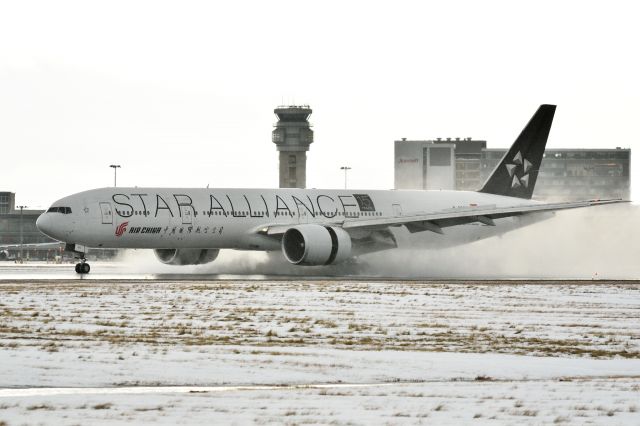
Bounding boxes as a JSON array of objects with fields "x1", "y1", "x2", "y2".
[{"x1": 1, "y1": 279, "x2": 639, "y2": 424}]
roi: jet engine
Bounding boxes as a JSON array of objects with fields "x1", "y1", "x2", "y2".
[
  {"x1": 154, "y1": 249, "x2": 220, "y2": 266},
  {"x1": 0, "y1": 250, "x2": 8, "y2": 261},
  {"x1": 281, "y1": 224, "x2": 352, "y2": 266}
]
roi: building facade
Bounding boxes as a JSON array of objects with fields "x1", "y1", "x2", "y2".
[
  {"x1": 0, "y1": 191, "x2": 59, "y2": 260},
  {"x1": 394, "y1": 140, "x2": 631, "y2": 201},
  {"x1": 434, "y1": 138, "x2": 487, "y2": 191},
  {"x1": 395, "y1": 139, "x2": 456, "y2": 190},
  {"x1": 0, "y1": 192, "x2": 15, "y2": 214},
  {"x1": 481, "y1": 148, "x2": 631, "y2": 201}
]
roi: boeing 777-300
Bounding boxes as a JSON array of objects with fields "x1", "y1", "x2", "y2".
[{"x1": 32, "y1": 105, "x2": 624, "y2": 273}]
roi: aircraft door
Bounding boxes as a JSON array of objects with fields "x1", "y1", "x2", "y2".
[
  {"x1": 298, "y1": 208, "x2": 309, "y2": 224},
  {"x1": 181, "y1": 206, "x2": 193, "y2": 225},
  {"x1": 392, "y1": 204, "x2": 403, "y2": 217},
  {"x1": 99, "y1": 202, "x2": 113, "y2": 224}
]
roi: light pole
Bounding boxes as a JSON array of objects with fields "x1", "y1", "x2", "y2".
[
  {"x1": 17, "y1": 205, "x2": 27, "y2": 260},
  {"x1": 109, "y1": 164, "x2": 121, "y2": 187},
  {"x1": 340, "y1": 166, "x2": 352, "y2": 189}
]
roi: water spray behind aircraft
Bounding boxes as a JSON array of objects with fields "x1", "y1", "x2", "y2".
[{"x1": 118, "y1": 203, "x2": 639, "y2": 279}]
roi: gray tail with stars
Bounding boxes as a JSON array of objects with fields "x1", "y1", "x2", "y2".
[{"x1": 479, "y1": 104, "x2": 556, "y2": 199}]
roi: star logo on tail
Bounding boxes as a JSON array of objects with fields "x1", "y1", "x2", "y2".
[{"x1": 505, "y1": 151, "x2": 533, "y2": 188}]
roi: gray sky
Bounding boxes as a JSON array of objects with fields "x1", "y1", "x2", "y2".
[{"x1": 1, "y1": 0, "x2": 638, "y2": 208}]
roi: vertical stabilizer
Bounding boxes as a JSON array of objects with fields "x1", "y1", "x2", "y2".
[{"x1": 479, "y1": 104, "x2": 556, "y2": 199}]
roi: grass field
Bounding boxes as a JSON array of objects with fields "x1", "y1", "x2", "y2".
[{"x1": 1, "y1": 279, "x2": 639, "y2": 424}]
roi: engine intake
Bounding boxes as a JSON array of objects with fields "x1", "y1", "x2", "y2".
[
  {"x1": 282, "y1": 225, "x2": 352, "y2": 266},
  {"x1": 154, "y1": 249, "x2": 219, "y2": 265}
]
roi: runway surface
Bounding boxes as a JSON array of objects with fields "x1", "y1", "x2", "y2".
[
  {"x1": 3, "y1": 261, "x2": 640, "y2": 282},
  {"x1": 0, "y1": 261, "x2": 275, "y2": 281},
  {"x1": 1, "y1": 267, "x2": 639, "y2": 424}
]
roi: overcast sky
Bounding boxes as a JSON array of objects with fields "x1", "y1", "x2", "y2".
[{"x1": 1, "y1": 0, "x2": 638, "y2": 208}]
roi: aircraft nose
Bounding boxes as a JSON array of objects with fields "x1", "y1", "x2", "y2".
[{"x1": 36, "y1": 213, "x2": 54, "y2": 237}]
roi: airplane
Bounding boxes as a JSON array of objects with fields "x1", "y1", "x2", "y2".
[
  {"x1": 34, "y1": 104, "x2": 624, "y2": 274},
  {"x1": 0, "y1": 249, "x2": 12, "y2": 261},
  {"x1": 0, "y1": 242, "x2": 64, "y2": 261}
]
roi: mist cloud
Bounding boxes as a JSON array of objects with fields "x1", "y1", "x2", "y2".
[{"x1": 118, "y1": 204, "x2": 639, "y2": 279}]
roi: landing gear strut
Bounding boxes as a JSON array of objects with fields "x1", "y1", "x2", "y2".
[{"x1": 66, "y1": 244, "x2": 90, "y2": 274}]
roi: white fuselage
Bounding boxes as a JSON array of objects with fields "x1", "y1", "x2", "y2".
[{"x1": 36, "y1": 187, "x2": 545, "y2": 252}]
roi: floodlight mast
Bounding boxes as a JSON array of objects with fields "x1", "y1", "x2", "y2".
[
  {"x1": 109, "y1": 164, "x2": 121, "y2": 187},
  {"x1": 340, "y1": 166, "x2": 352, "y2": 189}
]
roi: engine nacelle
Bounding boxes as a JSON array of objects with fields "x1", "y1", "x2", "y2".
[
  {"x1": 154, "y1": 249, "x2": 219, "y2": 266},
  {"x1": 282, "y1": 225, "x2": 352, "y2": 266},
  {"x1": 0, "y1": 250, "x2": 8, "y2": 261}
]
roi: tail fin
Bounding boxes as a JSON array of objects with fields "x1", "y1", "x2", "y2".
[{"x1": 479, "y1": 104, "x2": 556, "y2": 199}]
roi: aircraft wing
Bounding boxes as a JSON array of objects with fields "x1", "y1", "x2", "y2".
[
  {"x1": 263, "y1": 198, "x2": 626, "y2": 236},
  {"x1": 342, "y1": 198, "x2": 626, "y2": 233}
]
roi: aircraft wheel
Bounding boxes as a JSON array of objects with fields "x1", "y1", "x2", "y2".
[{"x1": 75, "y1": 262, "x2": 90, "y2": 274}]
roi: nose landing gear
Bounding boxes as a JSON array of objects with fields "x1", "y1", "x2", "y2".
[
  {"x1": 74, "y1": 260, "x2": 90, "y2": 274},
  {"x1": 65, "y1": 243, "x2": 91, "y2": 275}
]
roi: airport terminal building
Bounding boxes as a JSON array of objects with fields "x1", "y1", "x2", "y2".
[
  {"x1": 395, "y1": 139, "x2": 630, "y2": 201},
  {"x1": 0, "y1": 191, "x2": 57, "y2": 260}
]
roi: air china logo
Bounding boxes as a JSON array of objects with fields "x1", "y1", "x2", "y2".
[{"x1": 115, "y1": 222, "x2": 129, "y2": 237}]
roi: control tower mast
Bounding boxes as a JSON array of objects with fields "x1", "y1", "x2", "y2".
[{"x1": 272, "y1": 105, "x2": 313, "y2": 188}]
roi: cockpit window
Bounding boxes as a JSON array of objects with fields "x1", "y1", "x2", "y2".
[{"x1": 47, "y1": 207, "x2": 72, "y2": 214}]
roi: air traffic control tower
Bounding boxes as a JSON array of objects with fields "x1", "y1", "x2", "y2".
[{"x1": 272, "y1": 105, "x2": 313, "y2": 188}]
